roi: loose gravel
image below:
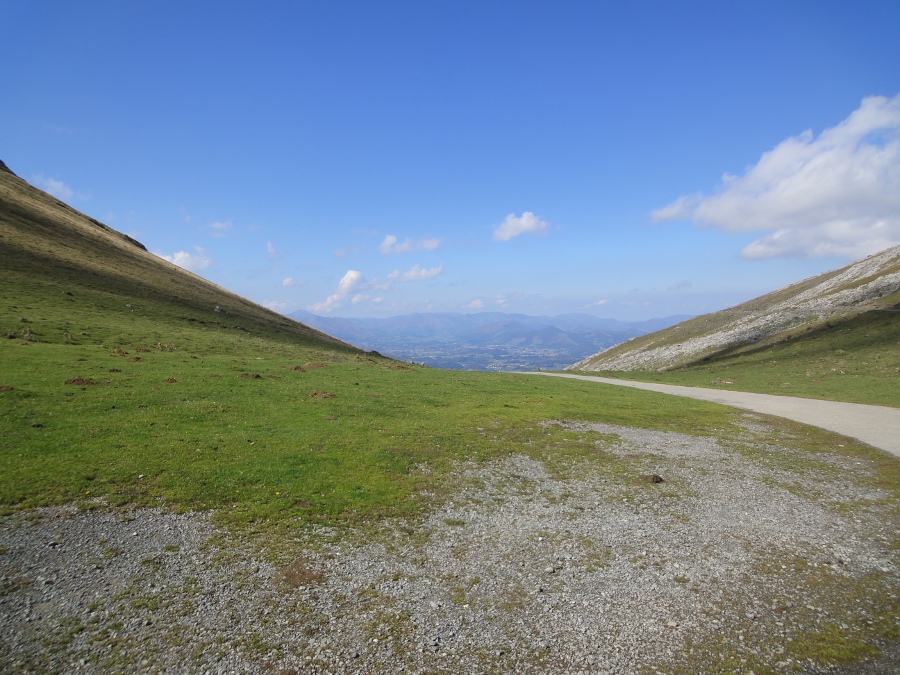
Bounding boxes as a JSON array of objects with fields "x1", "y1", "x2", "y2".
[{"x1": 2, "y1": 416, "x2": 898, "y2": 673}]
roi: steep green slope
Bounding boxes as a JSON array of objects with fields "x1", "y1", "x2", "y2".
[{"x1": 0, "y1": 165, "x2": 352, "y2": 353}]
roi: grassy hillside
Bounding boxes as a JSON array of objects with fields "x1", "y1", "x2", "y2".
[
  {"x1": 575, "y1": 308, "x2": 900, "y2": 407},
  {"x1": 571, "y1": 244, "x2": 900, "y2": 378},
  {"x1": 0, "y1": 166, "x2": 351, "y2": 354}
]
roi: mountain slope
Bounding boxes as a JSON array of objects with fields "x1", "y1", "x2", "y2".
[
  {"x1": 0, "y1": 164, "x2": 353, "y2": 353},
  {"x1": 570, "y1": 246, "x2": 900, "y2": 372}
]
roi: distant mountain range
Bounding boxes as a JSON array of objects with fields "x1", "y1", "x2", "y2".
[{"x1": 288, "y1": 310, "x2": 691, "y2": 371}]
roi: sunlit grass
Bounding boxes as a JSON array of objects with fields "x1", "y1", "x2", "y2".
[{"x1": 0, "y1": 337, "x2": 748, "y2": 529}]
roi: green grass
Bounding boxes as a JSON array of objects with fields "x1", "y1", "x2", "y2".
[
  {"x1": 572, "y1": 309, "x2": 900, "y2": 407},
  {"x1": 0, "y1": 335, "x2": 744, "y2": 530}
]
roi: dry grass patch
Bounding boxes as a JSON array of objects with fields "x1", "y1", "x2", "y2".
[{"x1": 271, "y1": 557, "x2": 325, "y2": 589}]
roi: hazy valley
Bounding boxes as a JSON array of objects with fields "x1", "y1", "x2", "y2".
[{"x1": 289, "y1": 310, "x2": 690, "y2": 370}]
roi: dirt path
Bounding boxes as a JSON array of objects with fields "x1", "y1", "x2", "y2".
[{"x1": 527, "y1": 372, "x2": 900, "y2": 458}]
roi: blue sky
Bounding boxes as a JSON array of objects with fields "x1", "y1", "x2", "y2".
[{"x1": 3, "y1": 1, "x2": 899, "y2": 320}]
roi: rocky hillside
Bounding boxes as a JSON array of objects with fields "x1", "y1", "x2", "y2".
[{"x1": 570, "y1": 245, "x2": 900, "y2": 372}]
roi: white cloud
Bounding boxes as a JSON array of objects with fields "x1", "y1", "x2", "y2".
[
  {"x1": 33, "y1": 175, "x2": 74, "y2": 201},
  {"x1": 262, "y1": 299, "x2": 290, "y2": 312},
  {"x1": 652, "y1": 93, "x2": 900, "y2": 259},
  {"x1": 311, "y1": 264, "x2": 441, "y2": 313},
  {"x1": 266, "y1": 241, "x2": 282, "y2": 260},
  {"x1": 208, "y1": 221, "x2": 232, "y2": 237},
  {"x1": 310, "y1": 270, "x2": 366, "y2": 312},
  {"x1": 310, "y1": 294, "x2": 342, "y2": 313},
  {"x1": 337, "y1": 269, "x2": 364, "y2": 293},
  {"x1": 378, "y1": 235, "x2": 442, "y2": 254},
  {"x1": 282, "y1": 277, "x2": 303, "y2": 287},
  {"x1": 387, "y1": 264, "x2": 443, "y2": 282},
  {"x1": 159, "y1": 246, "x2": 212, "y2": 272},
  {"x1": 668, "y1": 280, "x2": 692, "y2": 291},
  {"x1": 467, "y1": 299, "x2": 485, "y2": 308},
  {"x1": 587, "y1": 299, "x2": 609, "y2": 308},
  {"x1": 492, "y1": 212, "x2": 549, "y2": 241}
]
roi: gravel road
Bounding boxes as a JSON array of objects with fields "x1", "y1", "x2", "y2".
[
  {"x1": 3, "y1": 411, "x2": 899, "y2": 673},
  {"x1": 527, "y1": 373, "x2": 900, "y2": 459}
]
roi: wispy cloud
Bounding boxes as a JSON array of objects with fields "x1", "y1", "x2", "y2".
[
  {"x1": 266, "y1": 241, "x2": 282, "y2": 260},
  {"x1": 312, "y1": 261, "x2": 443, "y2": 312},
  {"x1": 652, "y1": 93, "x2": 900, "y2": 259},
  {"x1": 208, "y1": 221, "x2": 232, "y2": 237},
  {"x1": 158, "y1": 246, "x2": 212, "y2": 272},
  {"x1": 492, "y1": 212, "x2": 549, "y2": 241},
  {"x1": 33, "y1": 175, "x2": 74, "y2": 201},
  {"x1": 587, "y1": 299, "x2": 609, "y2": 308},
  {"x1": 282, "y1": 277, "x2": 302, "y2": 287},
  {"x1": 467, "y1": 298, "x2": 485, "y2": 308},
  {"x1": 667, "y1": 280, "x2": 692, "y2": 291},
  {"x1": 378, "y1": 235, "x2": 442, "y2": 254},
  {"x1": 494, "y1": 292, "x2": 524, "y2": 307},
  {"x1": 310, "y1": 270, "x2": 367, "y2": 312},
  {"x1": 262, "y1": 299, "x2": 290, "y2": 312},
  {"x1": 387, "y1": 264, "x2": 443, "y2": 282}
]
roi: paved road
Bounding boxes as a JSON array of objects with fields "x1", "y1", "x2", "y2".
[{"x1": 527, "y1": 372, "x2": 900, "y2": 459}]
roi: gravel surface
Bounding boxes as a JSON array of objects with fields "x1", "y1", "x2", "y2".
[{"x1": 2, "y1": 416, "x2": 898, "y2": 673}]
